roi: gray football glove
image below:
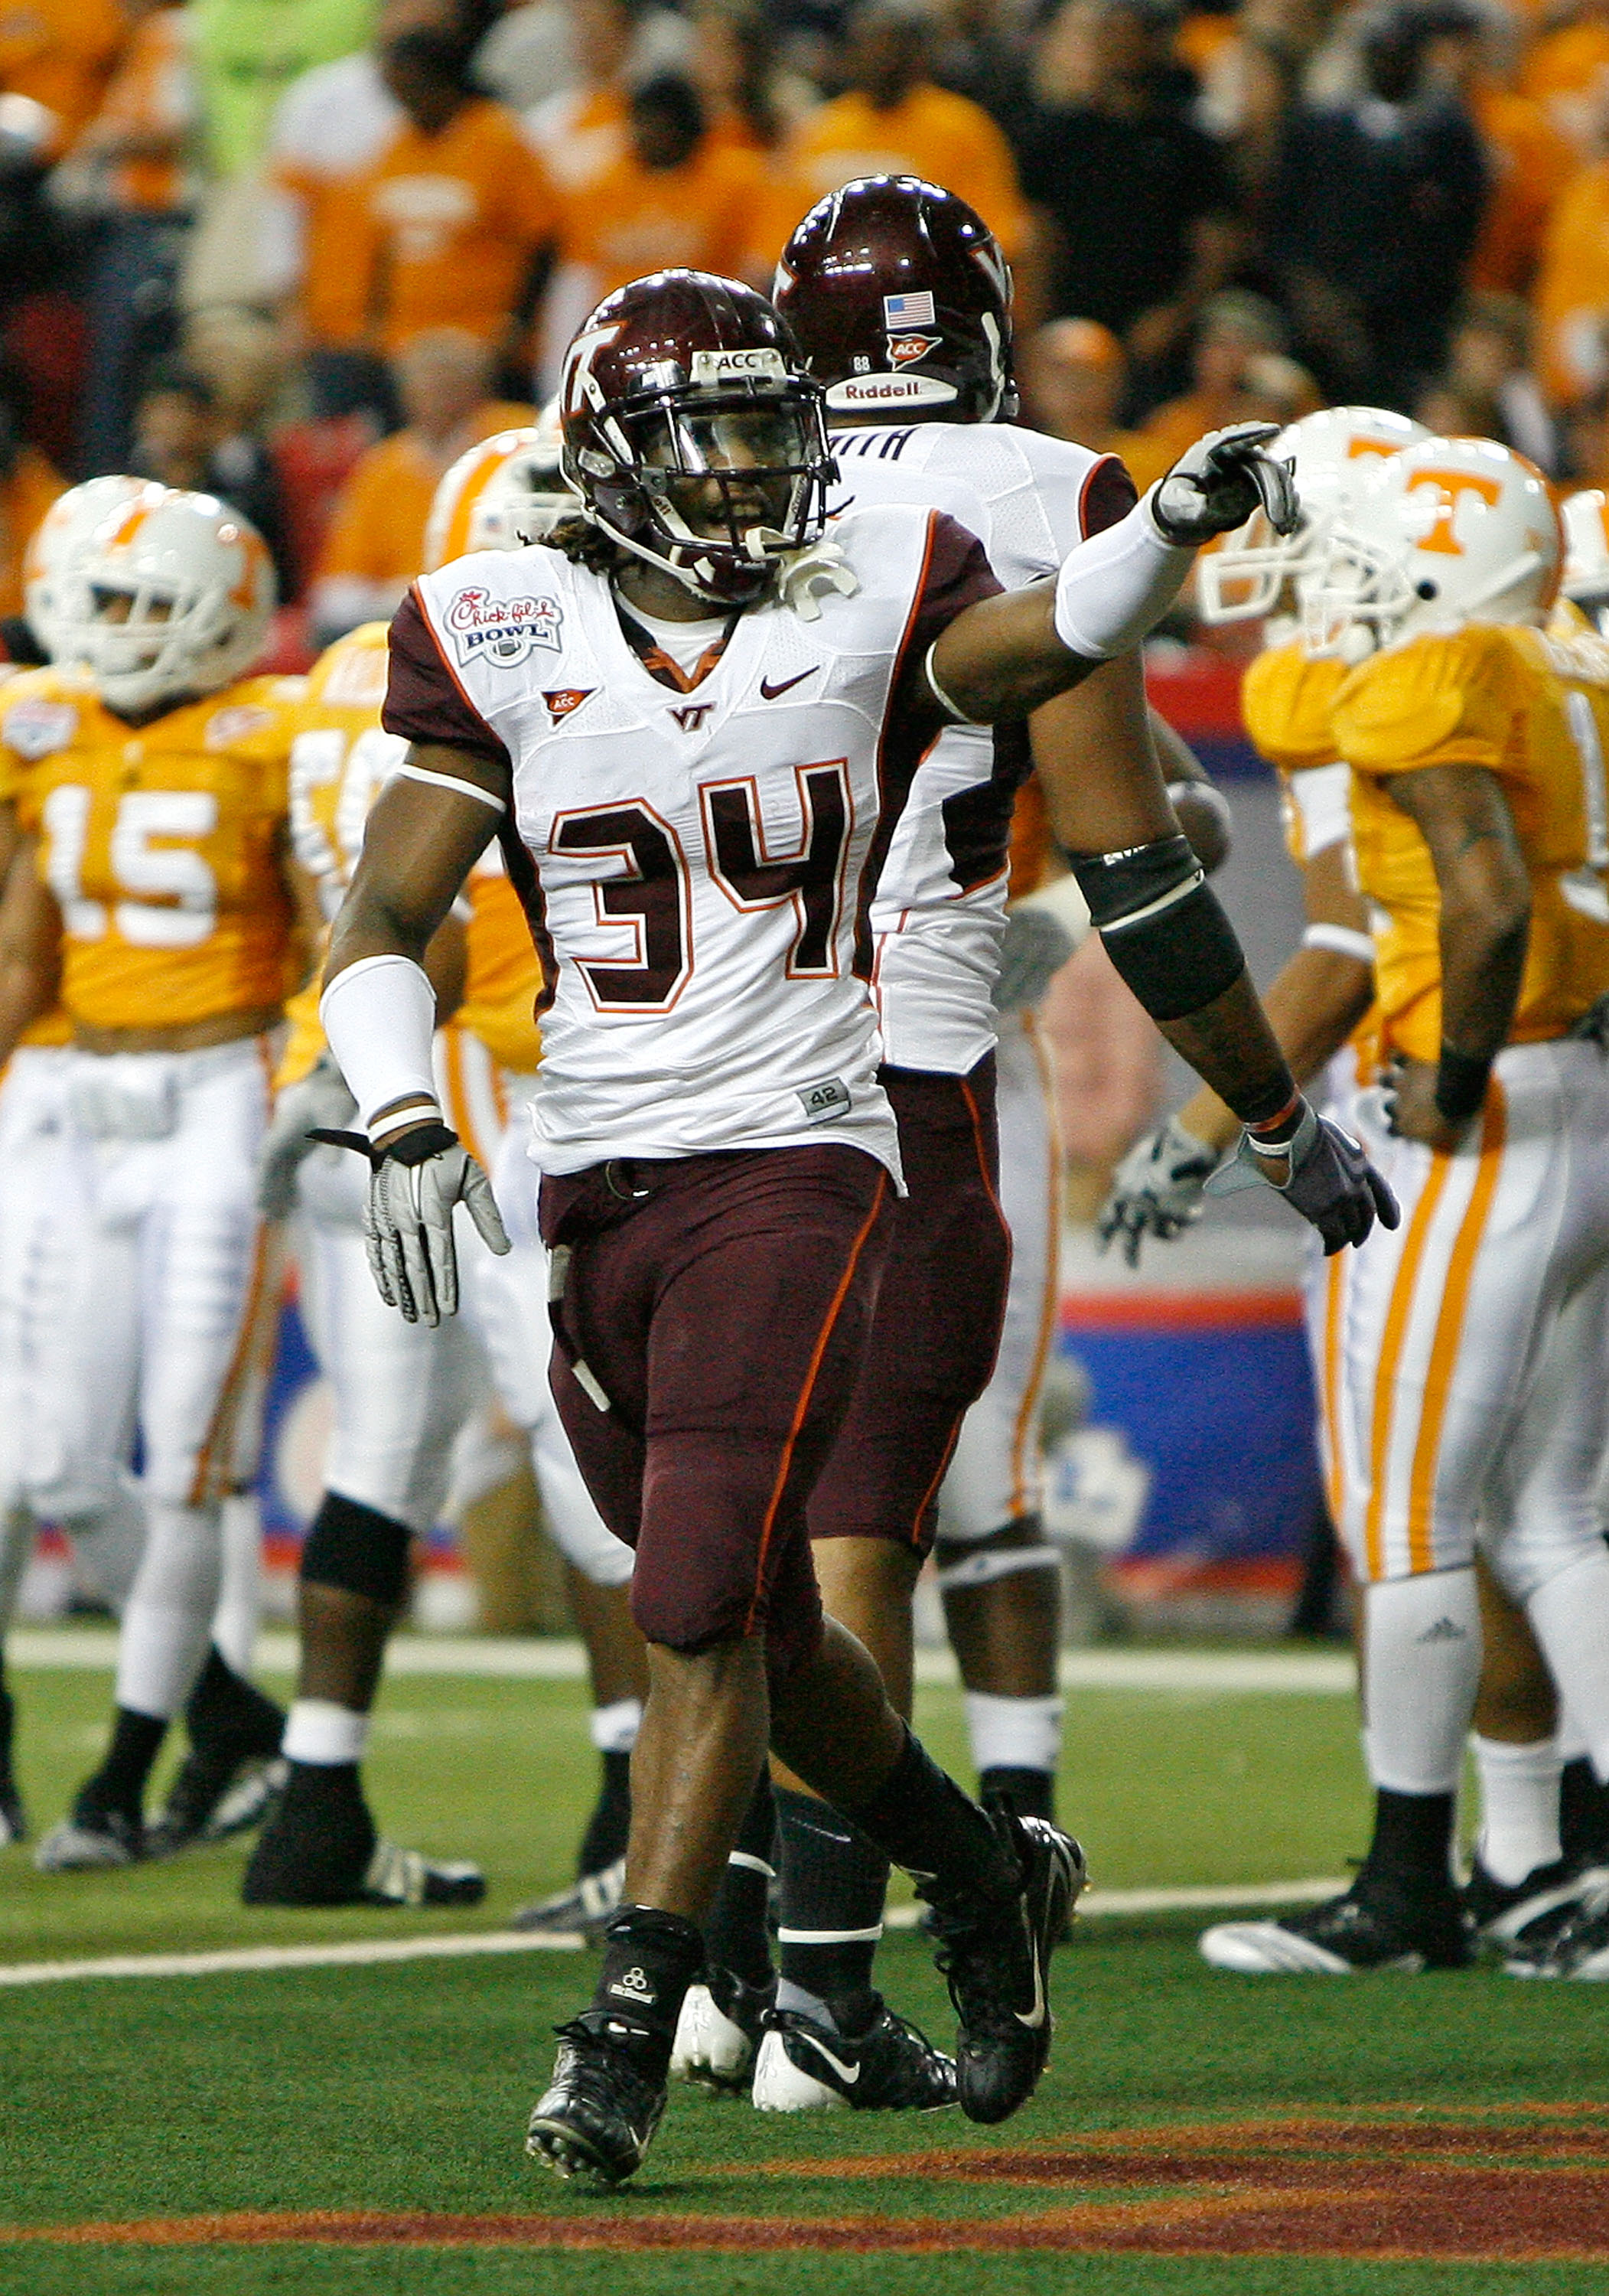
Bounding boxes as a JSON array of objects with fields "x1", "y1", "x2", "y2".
[
  {"x1": 1096, "y1": 1117, "x2": 1220, "y2": 1266},
  {"x1": 1206, "y1": 1097, "x2": 1399, "y2": 1254},
  {"x1": 1152, "y1": 422, "x2": 1300, "y2": 546},
  {"x1": 256, "y1": 1055, "x2": 358, "y2": 1220},
  {"x1": 993, "y1": 903, "x2": 1079, "y2": 1013},
  {"x1": 360, "y1": 1123, "x2": 510, "y2": 1326}
]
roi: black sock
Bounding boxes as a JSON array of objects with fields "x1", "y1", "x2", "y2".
[
  {"x1": 775, "y1": 1786, "x2": 888, "y2": 2025},
  {"x1": 703, "y1": 1772, "x2": 777, "y2": 1988},
  {"x1": 981, "y1": 1765, "x2": 1055, "y2": 1823},
  {"x1": 1561, "y1": 1756, "x2": 1609, "y2": 1863},
  {"x1": 82, "y1": 1709, "x2": 168, "y2": 1820},
  {"x1": 184, "y1": 1645, "x2": 285, "y2": 1760},
  {"x1": 575, "y1": 1747, "x2": 633, "y2": 1879},
  {"x1": 1363, "y1": 1788, "x2": 1457, "y2": 1890},
  {"x1": 591, "y1": 1906, "x2": 706, "y2": 2083},
  {"x1": 841, "y1": 1726, "x2": 1019, "y2": 1908}
]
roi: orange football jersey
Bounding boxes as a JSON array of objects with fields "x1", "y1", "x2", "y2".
[
  {"x1": 1333, "y1": 621, "x2": 1609, "y2": 1061},
  {"x1": 4, "y1": 670, "x2": 301, "y2": 1034},
  {"x1": 0, "y1": 722, "x2": 70, "y2": 1049}
]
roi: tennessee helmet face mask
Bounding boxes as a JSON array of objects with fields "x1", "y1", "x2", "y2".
[
  {"x1": 424, "y1": 409, "x2": 576, "y2": 572},
  {"x1": 559, "y1": 269, "x2": 836, "y2": 608},
  {"x1": 773, "y1": 173, "x2": 1015, "y2": 424},
  {"x1": 1196, "y1": 406, "x2": 1430, "y2": 626},
  {"x1": 1304, "y1": 436, "x2": 1562, "y2": 660},
  {"x1": 1562, "y1": 489, "x2": 1609, "y2": 633},
  {"x1": 52, "y1": 486, "x2": 276, "y2": 714}
]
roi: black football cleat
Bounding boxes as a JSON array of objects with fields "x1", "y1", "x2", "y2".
[
  {"x1": 925, "y1": 1812, "x2": 1085, "y2": 2125},
  {"x1": 509, "y1": 1857, "x2": 625, "y2": 1937},
  {"x1": 146, "y1": 1751, "x2": 287, "y2": 1858},
  {"x1": 1201, "y1": 1870, "x2": 1474, "y2": 1973},
  {"x1": 243, "y1": 1771, "x2": 483, "y2": 1906},
  {"x1": 526, "y1": 2012, "x2": 668, "y2": 2187},
  {"x1": 751, "y1": 1998, "x2": 957, "y2": 2112},
  {"x1": 1462, "y1": 1854, "x2": 1599, "y2": 1948}
]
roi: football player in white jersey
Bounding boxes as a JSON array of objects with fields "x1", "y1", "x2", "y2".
[
  {"x1": 672, "y1": 176, "x2": 1241, "y2": 2115},
  {"x1": 242, "y1": 426, "x2": 643, "y2": 1914},
  {"x1": 315, "y1": 268, "x2": 1388, "y2": 2182}
]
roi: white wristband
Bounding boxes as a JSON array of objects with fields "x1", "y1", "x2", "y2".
[
  {"x1": 320, "y1": 954, "x2": 439, "y2": 1136},
  {"x1": 1303, "y1": 921, "x2": 1376, "y2": 964},
  {"x1": 1052, "y1": 488, "x2": 1195, "y2": 661}
]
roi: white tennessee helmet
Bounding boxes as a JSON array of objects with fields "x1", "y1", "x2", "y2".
[
  {"x1": 52, "y1": 486, "x2": 276, "y2": 714},
  {"x1": 1562, "y1": 489, "x2": 1609, "y2": 631},
  {"x1": 424, "y1": 409, "x2": 574, "y2": 572},
  {"x1": 1196, "y1": 406, "x2": 1430, "y2": 625},
  {"x1": 23, "y1": 475, "x2": 154, "y2": 660},
  {"x1": 1304, "y1": 435, "x2": 1562, "y2": 660}
]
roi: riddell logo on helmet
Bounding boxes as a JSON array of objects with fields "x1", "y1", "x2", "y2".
[
  {"x1": 690, "y1": 348, "x2": 787, "y2": 383},
  {"x1": 828, "y1": 373, "x2": 957, "y2": 408}
]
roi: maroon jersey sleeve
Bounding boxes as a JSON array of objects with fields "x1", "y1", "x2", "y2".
[
  {"x1": 382, "y1": 586, "x2": 511, "y2": 766},
  {"x1": 1080, "y1": 453, "x2": 1140, "y2": 540}
]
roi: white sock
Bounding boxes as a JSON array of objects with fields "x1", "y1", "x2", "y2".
[
  {"x1": 210, "y1": 1491, "x2": 262, "y2": 1676},
  {"x1": 1471, "y1": 1733, "x2": 1562, "y2": 1883},
  {"x1": 965, "y1": 1691, "x2": 1064, "y2": 1776},
  {"x1": 1361, "y1": 1569, "x2": 1481, "y2": 1794},
  {"x1": 589, "y1": 1697, "x2": 642, "y2": 1754},
  {"x1": 114, "y1": 1500, "x2": 223, "y2": 1719},
  {"x1": 1556, "y1": 1709, "x2": 1591, "y2": 1765},
  {"x1": 774, "y1": 1978, "x2": 837, "y2": 2028},
  {"x1": 283, "y1": 1699, "x2": 370, "y2": 1766},
  {"x1": 1527, "y1": 1548, "x2": 1609, "y2": 1785}
]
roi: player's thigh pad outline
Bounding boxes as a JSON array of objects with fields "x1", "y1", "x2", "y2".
[
  {"x1": 544, "y1": 1146, "x2": 893, "y2": 1672},
  {"x1": 1332, "y1": 1040, "x2": 1609, "y2": 1587},
  {"x1": 298, "y1": 1215, "x2": 488, "y2": 1535},
  {"x1": 939, "y1": 1010, "x2": 1060, "y2": 1544},
  {"x1": 809, "y1": 1056, "x2": 1011, "y2": 1551}
]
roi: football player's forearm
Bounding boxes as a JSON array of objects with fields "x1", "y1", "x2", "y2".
[
  {"x1": 324, "y1": 772, "x2": 499, "y2": 990},
  {"x1": 1438, "y1": 885, "x2": 1529, "y2": 1062},
  {"x1": 1177, "y1": 947, "x2": 1374, "y2": 1154},
  {"x1": 1156, "y1": 970, "x2": 1298, "y2": 1130}
]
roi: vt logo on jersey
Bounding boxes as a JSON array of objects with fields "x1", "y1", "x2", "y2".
[
  {"x1": 445, "y1": 585, "x2": 562, "y2": 667},
  {"x1": 542, "y1": 687, "x2": 594, "y2": 724},
  {"x1": 669, "y1": 702, "x2": 714, "y2": 732}
]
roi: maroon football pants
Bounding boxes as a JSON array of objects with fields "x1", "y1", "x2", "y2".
[
  {"x1": 807, "y1": 1055, "x2": 1011, "y2": 1554},
  {"x1": 541, "y1": 1144, "x2": 893, "y2": 1679}
]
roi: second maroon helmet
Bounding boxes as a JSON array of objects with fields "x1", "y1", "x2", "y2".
[{"x1": 774, "y1": 175, "x2": 1015, "y2": 425}]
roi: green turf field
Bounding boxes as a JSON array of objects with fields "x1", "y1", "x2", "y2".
[{"x1": 4, "y1": 1650, "x2": 1607, "y2": 2295}]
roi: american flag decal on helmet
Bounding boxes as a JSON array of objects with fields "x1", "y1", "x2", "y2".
[{"x1": 882, "y1": 290, "x2": 936, "y2": 331}]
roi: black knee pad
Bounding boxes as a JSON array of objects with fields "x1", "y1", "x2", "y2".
[{"x1": 300, "y1": 1492, "x2": 413, "y2": 1607}]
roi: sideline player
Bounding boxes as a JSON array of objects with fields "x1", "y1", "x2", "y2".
[
  {"x1": 676, "y1": 178, "x2": 1246, "y2": 2115},
  {"x1": 1197, "y1": 438, "x2": 1609, "y2": 1973},
  {"x1": 241, "y1": 428, "x2": 645, "y2": 1912},
  {"x1": 0, "y1": 487, "x2": 305, "y2": 1868},
  {"x1": 320, "y1": 270, "x2": 1386, "y2": 2181}
]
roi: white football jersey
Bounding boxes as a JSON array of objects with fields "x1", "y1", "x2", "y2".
[
  {"x1": 827, "y1": 422, "x2": 1119, "y2": 1072},
  {"x1": 393, "y1": 504, "x2": 996, "y2": 1178}
]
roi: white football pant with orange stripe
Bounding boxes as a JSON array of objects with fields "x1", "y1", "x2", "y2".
[
  {"x1": 1326, "y1": 1039, "x2": 1609, "y2": 1594},
  {"x1": 47, "y1": 1038, "x2": 275, "y2": 1720},
  {"x1": 938, "y1": 1006, "x2": 1061, "y2": 1544}
]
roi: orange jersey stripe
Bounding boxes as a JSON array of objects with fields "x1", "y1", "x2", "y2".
[{"x1": 1363, "y1": 1153, "x2": 1455, "y2": 1581}]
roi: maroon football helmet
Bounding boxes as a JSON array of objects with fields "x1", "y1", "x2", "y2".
[
  {"x1": 774, "y1": 175, "x2": 1015, "y2": 425},
  {"x1": 558, "y1": 269, "x2": 837, "y2": 606}
]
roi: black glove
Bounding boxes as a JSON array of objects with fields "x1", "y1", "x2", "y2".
[
  {"x1": 1152, "y1": 422, "x2": 1301, "y2": 546},
  {"x1": 1205, "y1": 1098, "x2": 1399, "y2": 1254}
]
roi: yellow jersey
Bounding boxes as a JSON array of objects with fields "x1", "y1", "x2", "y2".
[
  {"x1": 1332, "y1": 621, "x2": 1609, "y2": 1062},
  {"x1": 0, "y1": 696, "x2": 71, "y2": 1050},
  {"x1": 4, "y1": 671, "x2": 301, "y2": 1035},
  {"x1": 279, "y1": 622, "x2": 543, "y2": 1088}
]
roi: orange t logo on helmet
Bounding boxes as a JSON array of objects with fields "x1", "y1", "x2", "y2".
[{"x1": 1405, "y1": 468, "x2": 1503, "y2": 556}]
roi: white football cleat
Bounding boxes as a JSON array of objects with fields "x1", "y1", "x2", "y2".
[{"x1": 669, "y1": 1968, "x2": 774, "y2": 2092}]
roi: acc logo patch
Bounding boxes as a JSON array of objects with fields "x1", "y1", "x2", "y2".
[
  {"x1": 888, "y1": 334, "x2": 938, "y2": 368},
  {"x1": 445, "y1": 586, "x2": 562, "y2": 667},
  {"x1": 542, "y1": 687, "x2": 594, "y2": 723},
  {"x1": 2, "y1": 699, "x2": 77, "y2": 759}
]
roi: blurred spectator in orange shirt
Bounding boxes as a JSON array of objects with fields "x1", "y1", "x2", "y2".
[
  {"x1": 1532, "y1": 75, "x2": 1609, "y2": 406},
  {"x1": 63, "y1": 0, "x2": 197, "y2": 476},
  {"x1": 0, "y1": 359, "x2": 63, "y2": 629},
  {"x1": 777, "y1": 0, "x2": 1031, "y2": 263},
  {"x1": 1520, "y1": 0, "x2": 1609, "y2": 161},
  {"x1": 353, "y1": 2, "x2": 557, "y2": 357},
  {"x1": 1419, "y1": 0, "x2": 1580, "y2": 298},
  {"x1": 1018, "y1": 318, "x2": 1173, "y2": 496},
  {"x1": 549, "y1": 74, "x2": 767, "y2": 373},
  {"x1": 0, "y1": 0, "x2": 125, "y2": 163},
  {"x1": 309, "y1": 328, "x2": 532, "y2": 644}
]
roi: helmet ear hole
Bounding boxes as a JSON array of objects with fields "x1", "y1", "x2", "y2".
[{"x1": 1415, "y1": 579, "x2": 1438, "y2": 599}]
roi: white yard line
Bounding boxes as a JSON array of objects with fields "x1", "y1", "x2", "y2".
[
  {"x1": 0, "y1": 1882, "x2": 1349, "y2": 1988},
  {"x1": 9, "y1": 1632, "x2": 1355, "y2": 1695}
]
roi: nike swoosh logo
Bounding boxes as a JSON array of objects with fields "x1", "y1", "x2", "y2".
[
  {"x1": 796, "y1": 2030, "x2": 860, "y2": 2085},
  {"x1": 1015, "y1": 1923, "x2": 1047, "y2": 2031},
  {"x1": 760, "y1": 668, "x2": 816, "y2": 700}
]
